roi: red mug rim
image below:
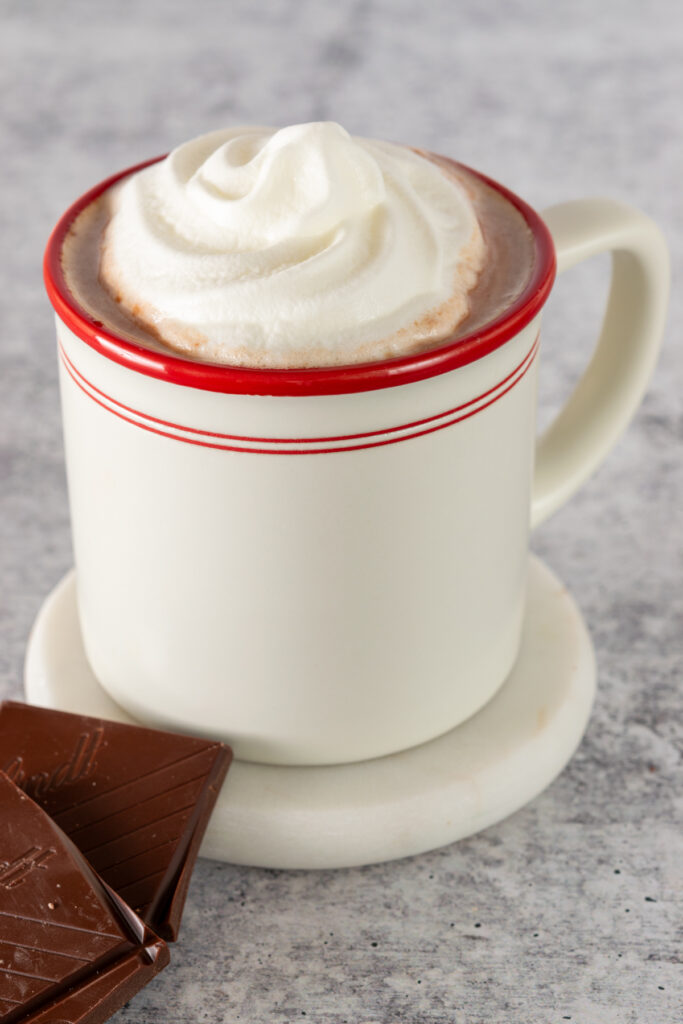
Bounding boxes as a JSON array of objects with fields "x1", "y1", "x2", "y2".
[{"x1": 44, "y1": 155, "x2": 557, "y2": 397}]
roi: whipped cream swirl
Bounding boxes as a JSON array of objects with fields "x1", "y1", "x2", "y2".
[{"x1": 99, "y1": 122, "x2": 486, "y2": 367}]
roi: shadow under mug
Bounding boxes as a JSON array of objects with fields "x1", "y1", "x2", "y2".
[{"x1": 44, "y1": 156, "x2": 669, "y2": 766}]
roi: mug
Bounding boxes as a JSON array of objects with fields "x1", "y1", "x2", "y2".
[{"x1": 44, "y1": 156, "x2": 669, "y2": 766}]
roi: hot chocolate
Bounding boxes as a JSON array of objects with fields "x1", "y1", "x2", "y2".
[{"x1": 61, "y1": 122, "x2": 536, "y2": 369}]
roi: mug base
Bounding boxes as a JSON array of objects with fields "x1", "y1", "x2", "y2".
[{"x1": 24, "y1": 555, "x2": 595, "y2": 870}]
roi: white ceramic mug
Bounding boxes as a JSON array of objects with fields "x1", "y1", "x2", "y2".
[{"x1": 45, "y1": 157, "x2": 669, "y2": 766}]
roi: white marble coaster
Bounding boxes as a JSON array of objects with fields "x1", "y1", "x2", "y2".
[{"x1": 24, "y1": 555, "x2": 595, "y2": 870}]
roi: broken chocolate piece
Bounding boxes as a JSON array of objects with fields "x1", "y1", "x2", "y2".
[
  {"x1": 0, "y1": 702, "x2": 232, "y2": 941},
  {"x1": 0, "y1": 770, "x2": 169, "y2": 1024}
]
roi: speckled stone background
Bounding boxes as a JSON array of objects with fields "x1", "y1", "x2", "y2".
[{"x1": 0, "y1": 1, "x2": 681, "y2": 1021}]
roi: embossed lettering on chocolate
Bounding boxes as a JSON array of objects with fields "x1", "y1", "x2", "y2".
[
  {"x1": 0, "y1": 770, "x2": 169, "y2": 1024},
  {"x1": 0, "y1": 702, "x2": 232, "y2": 941}
]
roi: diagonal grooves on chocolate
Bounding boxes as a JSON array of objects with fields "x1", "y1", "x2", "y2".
[
  {"x1": 0, "y1": 929, "x2": 112, "y2": 966},
  {"x1": 0, "y1": 966, "x2": 58, "y2": 983},
  {"x1": 63, "y1": 769, "x2": 211, "y2": 838},
  {"x1": 0, "y1": 909, "x2": 122, "y2": 941},
  {"x1": 115, "y1": 866, "x2": 166, "y2": 896},
  {"x1": 80, "y1": 802, "x2": 197, "y2": 858},
  {"x1": 94, "y1": 835, "x2": 178, "y2": 874},
  {"x1": 146, "y1": 767, "x2": 225, "y2": 934},
  {"x1": 1, "y1": 940, "x2": 91, "y2": 963},
  {"x1": 52, "y1": 746, "x2": 219, "y2": 818}
]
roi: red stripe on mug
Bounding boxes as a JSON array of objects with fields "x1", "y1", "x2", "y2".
[
  {"x1": 59, "y1": 338, "x2": 540, "y2": 455},
  {"x1": 59, "y1": 334, "x2": 539, "y2": 447}
]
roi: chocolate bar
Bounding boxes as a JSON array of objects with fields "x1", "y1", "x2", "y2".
[
  {"x1": 0, "y1": 703, "x2": 232, "y2": 941},
  {"x1": 0, "y1": 770, "x2": 169, "y2": 1023}
]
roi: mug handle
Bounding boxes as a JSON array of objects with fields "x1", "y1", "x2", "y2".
[{"x1": 531, "y1": 198, "x2": 670, "y2": 527}]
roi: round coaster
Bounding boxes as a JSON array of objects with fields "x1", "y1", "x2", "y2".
[{"x1": 24, "y1": 555, "x2": 595, "y2": 870}]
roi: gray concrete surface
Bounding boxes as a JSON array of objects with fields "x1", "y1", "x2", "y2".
[{"x1": 0, "y1": 1, "x2": 680, "y2": 1021}]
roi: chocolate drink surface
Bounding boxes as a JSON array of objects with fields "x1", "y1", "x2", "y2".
[
  {"x1": 0, "y1": 771, "x2": 169, "y2": 1024},
  {"x1": 0, "y1": 702, "x2": 232, "y2": 942},
  {"x1": 61, "y1": 123, "x2": 535, "y2": 369}
]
